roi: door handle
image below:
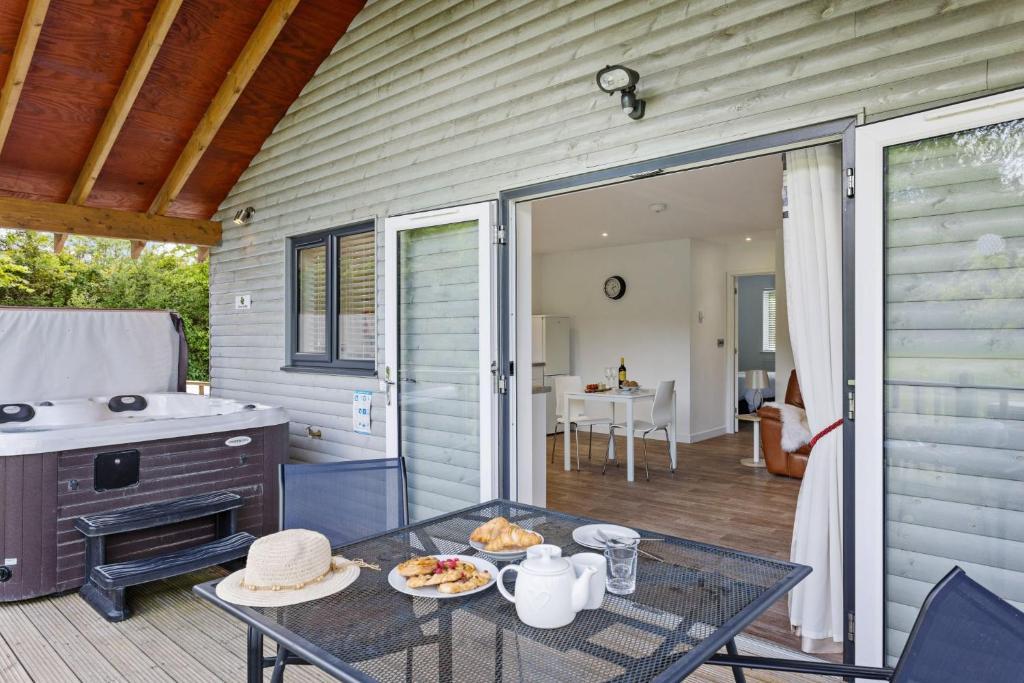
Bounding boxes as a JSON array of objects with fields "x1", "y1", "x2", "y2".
[{"x1": 382, "y1": 366, "x2": 396, "y2": 405}]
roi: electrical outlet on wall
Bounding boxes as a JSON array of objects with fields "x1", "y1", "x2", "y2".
[{"x1": 235, "y1": 294, "x2": 252, "y2": 310}]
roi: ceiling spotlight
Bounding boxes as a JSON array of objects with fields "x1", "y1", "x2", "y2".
[
  {"x1": 745, "y1": 236, "x2": 752, "y2": 242},
  {"x1": 649, "y1": 202, "x2": 667, "y2": 213},
  {"x1": 596, "y1": 64, "x2": 646, "y2": 120},
  {"x1": 233, "y1": 207, "x2": 255, "y2": 225},
  {"x1": 601, "y1": 232, "x2": 609, "y2": 237}
]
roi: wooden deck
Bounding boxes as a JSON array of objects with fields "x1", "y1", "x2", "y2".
[{"x1": 0, "y1": 570, "x2": 827, "y2": 682}]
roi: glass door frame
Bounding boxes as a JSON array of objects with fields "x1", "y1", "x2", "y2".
[
  {"x1": 383, "y1": 201, "x2": 500, "y2": 505},
  {"x1": 853, "y1": 87, "x2": 1024, "y2": 668}
]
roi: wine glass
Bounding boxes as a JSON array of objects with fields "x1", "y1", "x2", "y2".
[{"x1": 604, "y1": 367, "x2": 615, "y2": 388}]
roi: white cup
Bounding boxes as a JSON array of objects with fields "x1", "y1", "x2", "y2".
[{"x1": 571, "y1": 552, "x2": 606, "y2": 609}]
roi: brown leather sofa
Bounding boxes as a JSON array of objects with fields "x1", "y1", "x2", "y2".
[{"x1": 757, "y1": 370, "x2": 811, "y2": 479}]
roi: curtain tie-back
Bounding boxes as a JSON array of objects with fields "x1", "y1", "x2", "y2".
[{"x1": 808, "y1": 418, "x2": 843, "y2": 451}]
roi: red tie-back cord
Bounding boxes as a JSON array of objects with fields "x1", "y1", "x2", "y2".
[{"x1": 808, "y1": 418, "x2": 844, "y2": 450}]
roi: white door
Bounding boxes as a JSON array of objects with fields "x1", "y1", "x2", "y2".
[
  {"x1": 855, "y1": 89, "x2": 1024, "y2": 668},
  {"x1": 384, "y1": 202, "x2": 498, "y2": 522}
]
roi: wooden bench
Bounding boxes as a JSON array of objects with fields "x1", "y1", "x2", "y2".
[{"x1": 76, "y1": 491, "x2": 255, "y2": 621}]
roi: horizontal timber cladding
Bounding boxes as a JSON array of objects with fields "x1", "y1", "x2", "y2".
[
  {"x1": 881, "y1": 120, "x2": 1024, "y2": 663},
  {"x1": 209, "y1": 0, "x2": 1024, "y2": 465}
]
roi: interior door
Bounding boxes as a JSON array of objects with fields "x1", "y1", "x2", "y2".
[
  {"x1": 855, "y1": 89, "x2": 1024, "y2": 668},
  {"x1": 384, "y1": 202, "x2": 498, "y2": 522}
]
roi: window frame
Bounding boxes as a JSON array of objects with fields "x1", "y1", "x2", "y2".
[
  {"x1": 284, "y1": 220, "x2": 377, "y2": 376},
  {"x1": 761, "y1": 288, "x2": 776, "y2": 353}
]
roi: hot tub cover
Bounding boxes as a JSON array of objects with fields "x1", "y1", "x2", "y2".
[{"x1": 0, "y1": 307, "x2": 187, "y2": 402}]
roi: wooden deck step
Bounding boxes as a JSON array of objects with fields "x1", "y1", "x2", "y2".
[
  {"x1": 92, "y1": 532, "x2": 255, "y2": 590},
  {"x1": 74, "y1": 490, "x2": 244, "y2": 537}
]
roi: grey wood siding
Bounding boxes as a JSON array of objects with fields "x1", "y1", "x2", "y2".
[{"x1": 209, "y1": 0, "x2": 1024, "y2": 465}]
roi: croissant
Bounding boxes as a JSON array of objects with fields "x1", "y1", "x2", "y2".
[
  {"x1": 438, "y1": 570, "x2": 492, "y2": 593},
  {"x1": 484, "y1": 525, "x2": 542, "y2": 551},
  {"x1": 397, "y1": 556, "x2": 438, "y2": 577},
  {"x1": 470, "y1": 516, "x2": 510, "y2": 543}
]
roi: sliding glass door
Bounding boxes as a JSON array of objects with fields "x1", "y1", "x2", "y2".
[
  {"x1": 384, "y1": 203, "x2": 498, "y2": 522},
  {"x1": 856, "y1": 89, "x2": 1024, "y2": 666}
]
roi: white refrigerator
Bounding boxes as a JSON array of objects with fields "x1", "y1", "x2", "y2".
[{"x1": 532, "y1": 315, "x2": 571, "y2": 434}]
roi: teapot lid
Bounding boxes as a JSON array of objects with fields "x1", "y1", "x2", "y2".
[{"x1": 521, "y1": 544, "x2": 571, "y2": 575}]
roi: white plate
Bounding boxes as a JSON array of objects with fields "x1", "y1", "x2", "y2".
[
  {"x1": 572, "y1": 524, "x2": 640, "y2": 550},
  {"x1": 387, "y1": 555, "x2": 499, "y2": 599},
  {"x1": 468, "y1": 532, "x2": 544, "y2": 559}
]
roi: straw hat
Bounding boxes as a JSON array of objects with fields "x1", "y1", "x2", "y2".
[{"x1": 216, "y1": 529, "x2": 360, "y2": 607}]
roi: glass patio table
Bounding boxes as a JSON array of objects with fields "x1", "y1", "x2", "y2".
[{"x1": 194, "y1": 500, "x2": 809, "y2": 683}]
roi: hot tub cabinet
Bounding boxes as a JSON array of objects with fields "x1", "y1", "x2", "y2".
[{"x1": 0, "y1": 396, "x2": 287, "y2": 602}]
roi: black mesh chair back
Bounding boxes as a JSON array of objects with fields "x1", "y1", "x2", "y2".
[
  {"x1": 892, "y1": 567, "x2": 1024, "y2": 683},
  {"x1": 280, "y1": 458, "x2": 407, "y2": 548}
]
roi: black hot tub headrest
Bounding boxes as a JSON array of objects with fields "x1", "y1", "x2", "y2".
[{"x1": 108, "y1": 395, "x2": 148, "y2": 412}]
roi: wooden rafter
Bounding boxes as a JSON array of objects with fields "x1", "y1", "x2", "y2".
[
  {"x1": 0, "y1": 196, "x2": 221, "y2": 246},
  {"x1": 0, "y1": 0, "x2": 52, "y2": 154},
  {"x1": 148, "y1": 0, "x2": 300, "y2": 216},
  {"x1": 67, "y1": 0, "x2": 184, "y2": 205}
]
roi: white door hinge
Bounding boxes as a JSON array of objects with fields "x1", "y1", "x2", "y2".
[
  {"x1": 493, "y1": 224, "x2": 507, "y2": 245},
  {"x1": 845, "y1": 168, "x2": 855, "y2": 198}
]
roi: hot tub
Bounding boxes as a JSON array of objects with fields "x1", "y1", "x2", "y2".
[
  {"x1": 0, "y1": 393, "x2": 288, "y2": 602},
  {"x1": 0, "y1": 306, "x2": 290, "y2": 602}
]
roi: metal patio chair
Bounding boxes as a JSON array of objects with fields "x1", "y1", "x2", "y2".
[
  {"x1": 268, "y1": 457, "x2": 409, "y2": 682},
  {"x1": 708, "y1": 566, "x2": 1024, "y2": 683},
  {"x1": 279, "y1": 457, "x2": 408, "y2": 547}
]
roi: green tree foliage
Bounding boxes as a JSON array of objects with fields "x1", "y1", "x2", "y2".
[{"x1": 0, "y1": 230, "x2": 210, "y2": 381}]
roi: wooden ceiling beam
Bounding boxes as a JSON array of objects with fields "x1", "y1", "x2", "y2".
[
  {"x1": 148, "y1": 0, "x2": 301, "y2": 216},
  {"x1": 0, "y1": 196, "x2": 221, "y2": 246},
  {"x1": 68, "y1": 0, "x2": 184, "y2": 205},
  {"x1": 0, "y1": 0, "x2": 52, "y2": 154}
]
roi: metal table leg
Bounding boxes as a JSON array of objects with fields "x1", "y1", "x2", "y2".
[
  {"x1": 247, "y1": 626, "x2": 264, "y2": 683},
  {"x1": 725, "y1": 638, "x2": 747, "y2": 683}
]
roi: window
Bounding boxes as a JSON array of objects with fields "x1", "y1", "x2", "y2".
[
  {"x1": 287, "y1": 222, "x2": 376, "y2": 375},
  {"x1": 762, "y1": 289, "x2": 776, "y2": 353}
]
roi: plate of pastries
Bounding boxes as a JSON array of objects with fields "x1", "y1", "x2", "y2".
[
  {"x1": 469, "y1": 516, "x2": 544, "y2": 558},
  {"x1": 388, "y1": 555, "x2": 498, "y2": 598}
]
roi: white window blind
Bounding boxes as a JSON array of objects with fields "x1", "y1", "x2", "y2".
[
  {"x1": 337, "y1": 230, "x2": 375, "y2": 361},
  {"x1": 762, "y1": 289, "x2": 777, "y2": 352}
]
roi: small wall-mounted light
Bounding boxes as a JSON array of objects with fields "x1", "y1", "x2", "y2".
[
  {"x1": 233, "y1": 206, "x2": 255, "y2": 225},
  {"x1": 596, "y1": 64, "x2": 646, "y2": 120}
]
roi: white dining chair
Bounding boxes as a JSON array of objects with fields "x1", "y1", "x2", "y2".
[
  {"x1": 551, "y1": 375, "x2": 612, "y2": 471},
  {"x1": 603, "y1": 379, "x2": 675, "y2": 480}
]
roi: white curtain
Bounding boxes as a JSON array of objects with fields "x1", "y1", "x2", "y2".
[{"x1": 783, "y1": 144, "x2": 845, "y2": 653}]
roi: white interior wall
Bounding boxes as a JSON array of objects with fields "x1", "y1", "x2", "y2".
[
  {"x1": 534, "y1": 235, "x2": 778, "y2": 442},
  {"x1": 689, "y1": 239, "x2": 728, "y2": 440},
  {"x1": 535, "y1": 238, "x2": 693, "y2": 439},
  {"x1": 773, "y1": 229, "x2": 796, "y2": 394}
]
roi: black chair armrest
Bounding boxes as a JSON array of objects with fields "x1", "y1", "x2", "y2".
[{"x1": 706, "y1": 653, "x2": 894, "y2": 680}]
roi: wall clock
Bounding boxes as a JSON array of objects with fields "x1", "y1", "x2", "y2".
[{"x1": 604, "y1": 275, "x2": 626, "y2": 300}]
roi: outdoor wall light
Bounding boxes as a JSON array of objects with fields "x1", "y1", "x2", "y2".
[
  {"x1": 233, "y1": 207, "x2": 255, "y2": 225},
  {"x1": 596, "y1": 65, "x2": 646, "y2": 120}
]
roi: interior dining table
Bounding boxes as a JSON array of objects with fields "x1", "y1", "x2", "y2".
[{"x1": 563, "y1": 387, "x2": 678, "y2": 482}]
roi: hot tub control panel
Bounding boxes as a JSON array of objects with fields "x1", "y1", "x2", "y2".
[{"x1": 0, "y1": 404, "x2": 34, "y2": 423}]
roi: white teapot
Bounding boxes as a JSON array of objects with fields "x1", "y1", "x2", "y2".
[{"x1": 496, "y1": 544, "x2": 596, "y2": 629}]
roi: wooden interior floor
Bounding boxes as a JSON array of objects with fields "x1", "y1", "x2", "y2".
[
  {"x1": 0, "y1": 568, "x2": 827, "y2": 682},
  {"x1": 547, "y1": 424, "x2": 836, "y2": 663}
]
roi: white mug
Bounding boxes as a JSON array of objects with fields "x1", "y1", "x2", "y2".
[{"x1": 571, "y1": 552, "x2": 606, "y2": 609}]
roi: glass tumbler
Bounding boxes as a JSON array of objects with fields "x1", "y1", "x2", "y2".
[{"x1": 604, "y1": 537, "x2": 639, "y2": 595}]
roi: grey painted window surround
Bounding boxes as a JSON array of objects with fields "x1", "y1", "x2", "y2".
[{"x1": 284, "y1": 221, "x2": 376, "y2": 376}]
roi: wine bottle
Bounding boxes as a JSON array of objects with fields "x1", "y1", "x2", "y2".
[{"x1": 618, "y1": 357, "x2": 626, "y2": 388}]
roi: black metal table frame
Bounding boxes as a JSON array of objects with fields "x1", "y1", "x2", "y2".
[{"x1": 194, "y1": 499, "x2": 812, "y2": 683}]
